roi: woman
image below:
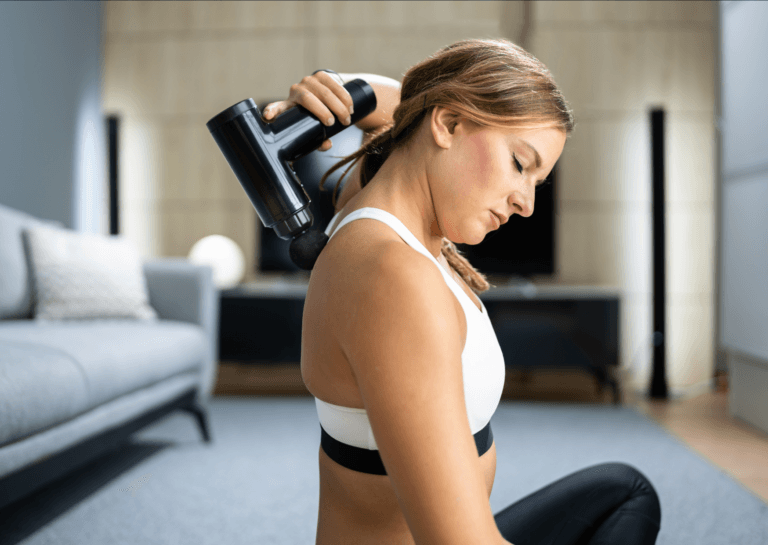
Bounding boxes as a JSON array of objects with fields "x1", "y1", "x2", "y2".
[{"x1": 263, "y1": 39, "x2": 662, "y2": 545}]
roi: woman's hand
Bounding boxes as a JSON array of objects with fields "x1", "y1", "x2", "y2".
[{"x1": 261, "y1": 71, "x2": 354, "y2": 152}]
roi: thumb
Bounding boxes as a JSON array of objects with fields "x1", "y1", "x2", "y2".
[{"x1": 262, "y1": 101, "x2": 291, "y2": 120}]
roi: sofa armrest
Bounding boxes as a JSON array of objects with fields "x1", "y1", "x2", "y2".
[{"x1": 143, "y1": 258, "x2": 220, "y2": 404}]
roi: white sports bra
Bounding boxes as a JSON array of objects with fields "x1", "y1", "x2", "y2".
[{"x1": 315, "y1": 207, "x2": 506, "y2": 450}]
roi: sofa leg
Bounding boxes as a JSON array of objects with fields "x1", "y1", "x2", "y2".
[{"x1": 182, "y1": 402, "x2": 212, "y2": 443}]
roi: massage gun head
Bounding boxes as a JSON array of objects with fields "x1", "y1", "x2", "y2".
[
  {"x1": 289, "y1": 229, "x2": 329, "y2": 271},
  {"x1": 206, "y1": 79, "x2": 377, "y2": 270}
]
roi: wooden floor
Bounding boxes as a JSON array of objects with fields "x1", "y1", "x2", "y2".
[{"x1": 214, "y1": 362, "x2": 768, "y2": 505}]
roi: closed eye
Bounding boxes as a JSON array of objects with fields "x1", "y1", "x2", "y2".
[{"x1": 512, "y1": 154, "x2": 523, "y2": 174}]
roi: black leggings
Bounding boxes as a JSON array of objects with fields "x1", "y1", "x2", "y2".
[{"x1": 493, "y1": 462, "x2": 662, "y2": 545}]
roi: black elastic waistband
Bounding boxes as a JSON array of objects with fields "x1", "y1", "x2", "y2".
[{"x1": 320, "y1": 420, "x2": 493, "y2": 476}]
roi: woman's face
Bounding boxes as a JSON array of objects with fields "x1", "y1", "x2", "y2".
[{"x1": 428, "y1": 107, "x2": 567, "y2": 245}]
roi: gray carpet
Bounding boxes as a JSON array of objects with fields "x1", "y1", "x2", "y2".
[{"x1": 2, "y1": 396, "x2": 767, "y2": 544}]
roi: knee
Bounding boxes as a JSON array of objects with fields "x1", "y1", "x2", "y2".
[{"x1": 597, "y1": 462, "x2": 662, "y2": 524}]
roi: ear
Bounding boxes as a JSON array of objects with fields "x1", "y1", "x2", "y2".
[{"x1": 430, "y1": 106, "x2": 462, "y2": 150}]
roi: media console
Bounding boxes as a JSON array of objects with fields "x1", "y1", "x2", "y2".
[{"x1": 219, "y1": 276, "x2": 622, "y2": 404}]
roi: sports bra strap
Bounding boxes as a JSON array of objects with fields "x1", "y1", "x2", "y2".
[{"x1": 328, "y1": 207, "x2": 447, "y2": 277}]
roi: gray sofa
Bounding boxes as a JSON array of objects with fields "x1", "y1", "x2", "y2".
[{"x1": 0, "y1": 202, "x2": 220, "y2": 510}]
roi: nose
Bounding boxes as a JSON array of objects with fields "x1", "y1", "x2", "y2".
[{"x1": 510, "y1": 189, "x2": 534, "y2": 218}]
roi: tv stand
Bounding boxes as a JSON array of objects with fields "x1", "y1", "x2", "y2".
[{"x1": 219, "y1": 278, "x2": 622, "y2": 404}]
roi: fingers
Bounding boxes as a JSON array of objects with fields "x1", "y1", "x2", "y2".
[
  {"x1": 261, "y1": 72, "x2": 355, "y2": 131},
  {"x1": 313, "y1": 71, "x2": 354, "y2": 115},
  {"x1": 298, "y1": 76, "x2": 353, "y2": 126},
  {"x1": 319, "y1": 139, "x2": 333, "y2": 151}
]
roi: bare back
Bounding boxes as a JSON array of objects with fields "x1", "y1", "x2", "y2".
[{"x1": 301, "y1": 183, "x2": 498, "y2": 544}]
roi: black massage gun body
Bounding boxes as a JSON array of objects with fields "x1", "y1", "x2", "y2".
[{"x1": 206, "y1": 79, "x2": 377, "y2": 270}]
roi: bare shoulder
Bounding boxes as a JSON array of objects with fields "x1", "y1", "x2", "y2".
[{"x1": 335, "y1": 239, "x2": 444, "y2": 343}]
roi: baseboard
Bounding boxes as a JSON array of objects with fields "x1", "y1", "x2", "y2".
[{"x1": 214, "y1": 362, "x2": 309, "y2": 396}]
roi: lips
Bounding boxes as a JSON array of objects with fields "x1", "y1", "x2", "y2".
[
  {"x1": 489, "y1": 211, "x2": 500, "y2": 229},
  {"x1": 491, "y1": 211, "x2": 508, "y2": 225}
]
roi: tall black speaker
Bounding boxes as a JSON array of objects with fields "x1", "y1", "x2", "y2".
[
  {"x1": 650, "y1": 108, "x2": 669, "y2": 399},
  {"x1": 107, "y1": 115, "x2": 120, "y2": 235}
]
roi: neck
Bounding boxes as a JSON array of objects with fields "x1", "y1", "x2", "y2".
[{"x1": 360, "y1": 145, "x2": 445, "y2": 258}]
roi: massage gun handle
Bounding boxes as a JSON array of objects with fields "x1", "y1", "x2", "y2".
[
  {"x1": 271, "y1": 78, "x2": 378, "y2": 161},
  {"x1": 322, "y1": 78, "x2": 378, "y2": 139}
]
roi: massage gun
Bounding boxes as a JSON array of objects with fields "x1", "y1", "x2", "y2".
[{"x1": 206, "y1": 79, "x2": 377, "y2": 270}]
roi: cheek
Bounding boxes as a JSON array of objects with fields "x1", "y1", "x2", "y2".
[
  {"x1": 439, "y1": 136, "x2": 497, "y2": 242},
  {"x1": 451, "y1": 133, "x2": 495, "y2": 200},
  {"x1": 439, "y1": 133, "x2": 502, "y2": 242}
]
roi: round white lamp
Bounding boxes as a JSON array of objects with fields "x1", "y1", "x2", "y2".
[{"x1": 188, "y1": 235, "x2": 245, "y2": 290}]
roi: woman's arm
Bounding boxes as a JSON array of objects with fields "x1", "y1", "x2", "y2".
[
  {"x1": 260, "y1": 71, "x2": 400, "y2": 213},
  {"x1": 328, "y1": 73, "x2": 400, "y2": 212},
  {"x1": 260, "y1": 71, "x2": 400, "y2": 147},
  {"x1": 336, "y1": 72, "x2": 401, "y2": 131},
  {"x1": 340, "y1": 248, "x2": 509, "y2": 545}
]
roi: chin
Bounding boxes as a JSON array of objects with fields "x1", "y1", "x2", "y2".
[
  {"x1": 462, "y1": 229, "x2": 487, "y2": 246},
  {"x1": 441, "y1": 219, "x2": 486, "y2": 246}
]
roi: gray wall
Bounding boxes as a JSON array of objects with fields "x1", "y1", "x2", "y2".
[
  {"x1": 718, "y1": 0, "x2": 768, "y2": 363},
  {"x1": 0, "y1": 1, "x2": 105, "y2": 232}
]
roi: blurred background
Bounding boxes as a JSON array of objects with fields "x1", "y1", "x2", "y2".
[
  {"x1": 1, "y1": 1, "x2": 767, "y2": 541},
  {"x1": 1, "y1": 0, "x2": 746, "y2": 400}
]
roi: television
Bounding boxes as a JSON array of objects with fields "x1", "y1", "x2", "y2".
[{"x1": 256, "y1": 104, "x2": 556, "y2": 282}]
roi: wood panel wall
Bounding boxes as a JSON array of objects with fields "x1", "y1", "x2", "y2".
[{"x1": 103, "y1": 0, "x2": 716, "y2": 399}]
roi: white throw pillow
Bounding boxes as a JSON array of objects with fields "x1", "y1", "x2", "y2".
[{"x1": 23, "y1": 224, "x2": 158, "y2": 321}]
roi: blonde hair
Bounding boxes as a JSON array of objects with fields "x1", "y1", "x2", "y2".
[{"x1": 320, "y1": 38, "x2": 575, "y2": 294}]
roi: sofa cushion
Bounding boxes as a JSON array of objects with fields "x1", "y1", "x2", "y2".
[
  {"x1": 23, "y1": 224, "x2": 158, "y2": 321},
  {"x1": 0, "y1": 203, "x2": 63, "y2": 319},
  {"x1": 0, "y1": 341, "x2": 90, "y2": 447},
  {"x1": 0, "y1": 320, "x2": 206, "y2": 409}
]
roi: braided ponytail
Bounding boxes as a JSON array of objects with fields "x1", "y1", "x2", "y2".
[{"x1": 442, "y1": 238, "x2": 493, "y2": 294}]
